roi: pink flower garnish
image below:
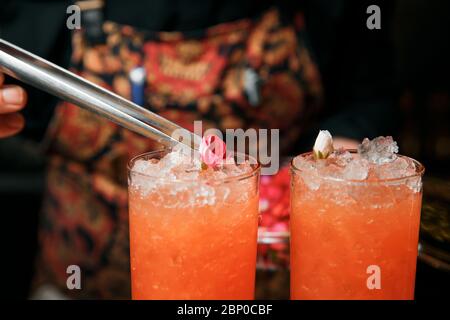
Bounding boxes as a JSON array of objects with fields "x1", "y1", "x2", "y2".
[{"x1": 199, "y1": 135, "x2": 227, "y2": 168}]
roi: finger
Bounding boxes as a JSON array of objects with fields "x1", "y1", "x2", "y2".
[
  {"x1": 0, "y1": 113, "x2": 25, "y2": 138},
  {"x1": 0, "y1": 85, "x2": 27, "y2": 110},
  {"x1": 0, "y1": 101, "x2": 27, "y2": 114},
  {"x1": 0, "y1": 73, "x2": 4, "y2": 86}
]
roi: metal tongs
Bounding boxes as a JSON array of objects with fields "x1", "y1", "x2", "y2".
[{"x1": 0, "y1": 39, "x2": 200, "y2": 150}]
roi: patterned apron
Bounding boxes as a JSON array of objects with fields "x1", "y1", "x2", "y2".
[{"x1": 34, "y1": 3, "x2": 322, "y2": 299}]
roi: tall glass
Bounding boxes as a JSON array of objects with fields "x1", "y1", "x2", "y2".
[
  {"x1": 128, "y1": 150, "x2": 260, "y2": 299},
  {"x1": 290, "y1": 151, "x2": 424, "y2": 300}
]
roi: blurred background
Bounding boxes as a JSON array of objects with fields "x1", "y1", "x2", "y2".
[{"x1": 0, "y1": 0, "x2": 449, "y2": 299}]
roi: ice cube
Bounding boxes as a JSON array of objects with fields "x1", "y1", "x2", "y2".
[
  {"x1": 406, "y1": 176, "x2": 422, "y2": 193},
  {"x1": 223, "y1": 160, "x2": 254, "y2": 177},
  {"x1": 173, "y1": 165, "x2": 200, "y2": 180},
  {"x1": 132, "y1": 159, "x2": 152, "y2": 175},
  {"x1": 293, "y1": 154, "x2": 315, "y2": 172},
  {"x1": 329, "y1": 148, "x2": 353, "y2": 167},
  {"x1": 320, "y1": 163, "x2": 345, "y2": 179},
  {"x1": 160, "y1": 149, "x2": 184, "y2": 169},
  {"x1": 375, "y1": 156, "x2": 416, "y2": 180},
  {"x1": 293, "y1": 155, "x2": 321, "y2": 190},
  {"x1": 342, "y1": 158, "x2": 369, "y2": 180},
  {"x1": 130, "y1": 158, "x2": 165, "y2": 194},
  {"x1": 357, "y1": 136, "x2": 399, "y2": 165}
]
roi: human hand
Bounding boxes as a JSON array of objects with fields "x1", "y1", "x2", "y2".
[{"x1": 0, "y1": 72, "x2": 27, "y2": 138}]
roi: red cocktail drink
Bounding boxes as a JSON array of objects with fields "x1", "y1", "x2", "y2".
[
  {"x1": 290, "y1": 137, "x2": 424, "y2": 300},
  {"x1": 128, "y1": 148, "x2": 260, "y2": 299}
]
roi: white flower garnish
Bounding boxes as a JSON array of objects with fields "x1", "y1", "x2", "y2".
[{"x1": 313, "y1": 130, "x2": 334, "y2": 159}]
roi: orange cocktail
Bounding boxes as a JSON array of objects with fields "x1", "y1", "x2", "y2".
[
  {"x1": 128, "y1": 149, "x2": 260, "y2": 299},
  {"x1": 290, "y1": 139, "x2": 424, "y2": 300}
]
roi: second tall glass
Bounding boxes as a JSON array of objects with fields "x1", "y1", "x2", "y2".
[{"x1": 290, "y1": 151, "x2": 424, "y2": 299}]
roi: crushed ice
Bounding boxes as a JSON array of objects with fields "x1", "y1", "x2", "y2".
[
  {"x1": 357, "y1": 136, "x2": 399, "y2": 165},
  {"x1": 294, "y1": 135, "x2": 420, "y2": 192},
  {"x1": 129, "y1": 143, "x2": 255, "y2": 206}
]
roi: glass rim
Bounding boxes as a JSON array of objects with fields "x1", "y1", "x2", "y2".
[
  {"x1": 290, "y1": 150, "x2": 425, "y2": 185},
  {"x1": 128, "y1": 149, "x2": 261, "y2": 185}
]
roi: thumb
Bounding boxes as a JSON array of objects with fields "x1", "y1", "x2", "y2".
[{"x1": 0, "y1": 113, "x2": 25, "y2": 138}]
